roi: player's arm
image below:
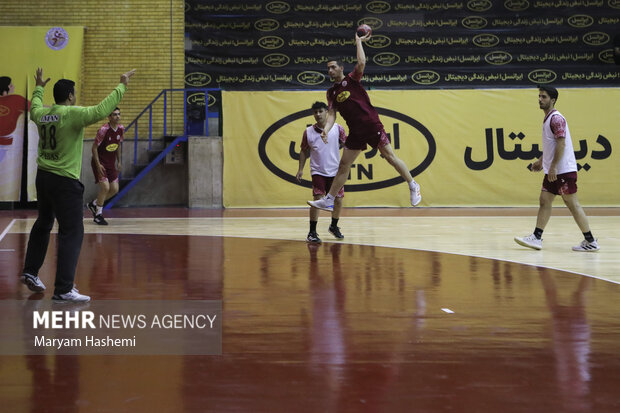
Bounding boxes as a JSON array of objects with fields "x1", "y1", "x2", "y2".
[
  {"x1": 296, "y1": 131, "x2": 311, "y2": 182},
  {"x1": 353, "y1": 31, "x2": 370, "y2": 77},
  {"x1": 548, "y1": 137, "x2": 565, "y2": 182},
  {"x1": 92, "y1": 130, "x2": 105, "y2": 176},
  {"x1": 320, "y1": 107, "x2": 337, "y2": 144},
  {"x1": 78, "y1": 70, "x2": 135, "y2": 127},
  {"x1": 546, "y1": 114, "x2": 566, "y2": 181},
  {"x1": 30, "y1": 68, "x2": 50, "y2": 120}
]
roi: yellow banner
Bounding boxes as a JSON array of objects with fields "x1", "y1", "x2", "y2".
[
  {"x1": 223, "y1": 88, "x2": 619, "y2": 207},
  {"x1": 0, "y1": 26, "x2": 83, "y2": 201}
]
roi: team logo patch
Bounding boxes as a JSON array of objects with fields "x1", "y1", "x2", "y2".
[
  {"x1": 106, "y1": 143, "x2": 119, "y2": 152},
  {"x1": 336, "y1": 91, "x2": 350, "y2": 102},
  {"x1": 45, "y1": 27, "x2": 69, "y2": 51},
  {"x1": 341, "y1": 81, "x2": 348, "y2": 87}
]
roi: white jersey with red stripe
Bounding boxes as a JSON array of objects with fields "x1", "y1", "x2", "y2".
[
  {"x1": 301, "y1": 123, "x2": 347, "y2": 177},
  {"x1": 542, "y1": 109, "x2": 577, "y2": 175}
]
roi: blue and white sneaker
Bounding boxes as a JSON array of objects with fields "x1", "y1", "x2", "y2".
[
  {"x1": 307, "y1": 197, "x2": 334, "y2": 212},
  {"x1": 21, "y1": 273, "x2": 46, "y2": 292}
]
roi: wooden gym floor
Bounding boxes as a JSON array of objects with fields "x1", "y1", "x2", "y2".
[{"x1": 0, "y1": 207, "x2": 619, "y2": 412}]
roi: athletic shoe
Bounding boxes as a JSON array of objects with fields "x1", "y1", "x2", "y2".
[
  {"x1": 410, "y1": 181, "x2": 421, "y2": 206},
  {"x1": 328, "y1": 225, "x2": 344, "y2": 239},
  {"x1": 94, "y1": 214, "x2": 108, "y2": 225},
  {"x1": 87, "y1": 201, "x2": 97, "y2": 217},
  {"x1": 21, "y1": 273, "x2": 46, "y2": 292},
  {"x1": 572, "y1": 239, "x2": 600, "y2": 252},
  {"x1": 306, "y1": 231, "x2": 322, "y2": 243},
  {"x1": 307, "y1": 197, "x2": 334, "y2": 212},
  {"x1": 514, "y1": 234, "x2": 542, "y2": 250},
  {"x1": 52, "y1": 289, "x2": 91, "y2": 303}
]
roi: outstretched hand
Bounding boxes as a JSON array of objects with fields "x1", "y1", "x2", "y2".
[
  {"x1": 34, "y1": 68, "x2": 51, "y2": 88},
  {"x1": 355, "y1": 32, "x2": 371, "y2": 42},
  {"x1": 121, "y1": 69, "x2": 137, "y2": 85}
]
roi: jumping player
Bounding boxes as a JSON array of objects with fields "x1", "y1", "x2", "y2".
[{"x1": 307, "y1": 31, "x2": 421, "y2": 211}]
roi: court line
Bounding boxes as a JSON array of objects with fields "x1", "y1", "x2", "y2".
[
  {"x1": 8, "y1": 217, "x2": 619, "y2": 285},
  {"x1": 0, "y1": 219, "x2": 16, "y2": 244}
]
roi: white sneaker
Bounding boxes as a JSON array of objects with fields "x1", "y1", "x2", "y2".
[
  {"x1": 409, "y1": 181, "x2": 421, "y2": 206},
  {"x1": 53, "y1": 289, "x2": 91, "y2": 303},
  {"x1": 514, "y1": 234, "x2": 542, "y2": 250},
  {"x1": 307, "y1": 197, "x2": 334, "y2": 212},
  {"x1": 572, "y1": 239, "x2": 600, "y2": 252},
  {"x1": 21, "y1": 273, "x2": 46, "y2": 292}
]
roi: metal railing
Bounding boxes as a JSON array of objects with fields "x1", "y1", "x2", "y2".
[{"x1": 124, "y1": 88, "x2": 221, "y2": 165}]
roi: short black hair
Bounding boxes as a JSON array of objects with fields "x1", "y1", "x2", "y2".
[
  {"x1": 0, "y1": 76, "x2": 11, "y2": 94},
  {"x1": 53, "y1": 79, "x2": 75, "y2": 104},
  {"x1": 538, "y1": 85, "x2": 559, "y2": 102},
  {"x1": 110, "y1": 107, "x2": 120, "y2": 115},
  {"x1": 326, "y1": 57, "x2": 344, "y2": 67},
  {"x1": 311, "y1": 101, "x2": 328, "y2": 111}
]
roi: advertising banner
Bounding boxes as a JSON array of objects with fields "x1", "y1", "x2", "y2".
[
  {"x1": 185, "y1": 0, "x2": 620, "y2": 90},
  {"x1": 222, "y1": 88, "x2": 618, "y2": 207},
  {"x1": 0, "y1": 26, "x2": 83, "y2": 201}
]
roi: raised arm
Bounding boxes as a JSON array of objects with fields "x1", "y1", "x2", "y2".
[
  {"x1": 353, "y1": 32, "x2": 371, "y2": 76},
  {"x1": 79, "y1": 70, "x2": 136, "y2": 127}
]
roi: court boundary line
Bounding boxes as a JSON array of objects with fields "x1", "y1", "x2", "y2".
[
  {"x1": 0, "y1": 219, "x2": 16, "y2": 244},
  {"x1": 7, "y1": 217, "x2": 619, "y2": 285}
]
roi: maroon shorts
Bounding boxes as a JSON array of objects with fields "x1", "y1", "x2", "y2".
[
  {"x1": 312, "y1": 175, "x2": 344, "y2": 198},
  {"x1": 91, "y1": 159, "x2": 119, "y2": 184},
  {"x1": 345, "y1": 127, "x2": 391, "y2": 151},
  {"x1": 542, "y1": 171, "x2": 577, "y2": 195}
]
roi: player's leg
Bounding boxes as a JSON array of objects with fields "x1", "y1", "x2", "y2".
[
  {"x1": 51, "y1": 175, "x2": 89, "y2": 301},
  {"x1": 306, "y1": 193, "x2": 322, "y2": 243},
  {"x1": 107, "y1": 179, "x2": 119, "y2": 200},
  {"x1": 515, "y1": 190, "x2": 555, "y2": 250},
  {"x1": 378, "y1": 143, "x2": 421, "y2": 206},
  {"x1": 308, "y1": 148, "x2": 360, "y2": 211},
  {"x1": 91, "y1": 180, "x2": 110, "y2": 225},
  {"x1": 561, "y1": 193, "x2": 599, "y2": 251},
  {"x1": 329, "y1": 195, "x2": 344, "y2": 239},
  {"x1": 22, "y1": 170, "x2": 55, "y2": 291}
]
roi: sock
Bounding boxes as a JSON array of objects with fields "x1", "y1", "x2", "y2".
[
  {"x1": 310, "y1": 221, "x2": 317, "y2": 233},
  {"x1": 92, "y1": 199, "x2": 98, "y2": 206},
  {"x1": 534, "y1": 227, "x2": 543, "y2": 239},
  {"x1": 96, "y1": 206, "x2": 103, "y2": 215},
  {"x1": 583, "y1": 231, "x2": 594, "y2": 243},
  {"x1": 325, "y1": 193, "x2": 335, "y2": 201},
  {"x1": 408, "y1": 179, "x2": 417, "y2": 189},
  {"x1": 331, "y1": 218, "x2": 339, "y2": 228}
]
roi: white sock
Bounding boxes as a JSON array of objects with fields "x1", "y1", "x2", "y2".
[
  {"x1": 96, "y1": 206, "x2": 103, "y2": 215},
  {"x1": 92, "y1": 199, "x2": 98, "y2": 206},
  {"x1": 408, "y1": 180, "x2": 417, "y2": 189},
  {"x1": 325, "y1": 194, "x2": 335, "y2": 201}
]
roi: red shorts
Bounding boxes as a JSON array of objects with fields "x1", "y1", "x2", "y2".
[
  {"x1": 312, "y1": 175, "x2": 344, "y2": 198},
  {"x1": 91, "y1": 159, "x2": 119, "y2": 184},
  {"x1": 345, "y1": 127, "x2": 391, "y2": 151},
  {"x1": 542, "y1": 171, "x2": 577, "y2": 195}
]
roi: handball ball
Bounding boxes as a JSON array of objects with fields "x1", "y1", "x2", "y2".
[{"x1": 356, "y1": 24, "x2": 372, "y2": 37}]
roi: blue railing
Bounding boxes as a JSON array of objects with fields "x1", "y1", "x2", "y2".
[
  {"x1": 104, "y1": 88, "x2": 220, "y2": 209},
  {"x1": 124, "y1": 88, "x2": 221, "y2": 164}
]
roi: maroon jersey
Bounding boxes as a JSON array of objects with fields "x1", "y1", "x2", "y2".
[
  {"x1": 326, "y1": 68, "x2": 383, "y2": 136},
  {"x1": 95, "y1": 123, "x2": 123, "y2": 169}
]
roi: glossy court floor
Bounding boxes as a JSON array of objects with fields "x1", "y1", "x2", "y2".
[{"x1": 1, "y1": 207, "x2": 619, "y2": 413}]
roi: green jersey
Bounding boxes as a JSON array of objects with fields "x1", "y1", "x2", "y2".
[{"x1": 30, "y1": 83, "x2": 127, "y2": 180}]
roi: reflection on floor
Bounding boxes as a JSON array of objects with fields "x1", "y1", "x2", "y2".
[{"x1": 0, "y1": 209, "x2": 619, "y2": 412}]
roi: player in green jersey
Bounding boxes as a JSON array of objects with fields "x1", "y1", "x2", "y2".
[{"x1": 21, "y1": 67, "x2": 135, "y2": 302}]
